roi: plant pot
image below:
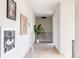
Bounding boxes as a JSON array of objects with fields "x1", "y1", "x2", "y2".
[{"x1": 36, "y1": 39, "x2": 39, "y2": 43}]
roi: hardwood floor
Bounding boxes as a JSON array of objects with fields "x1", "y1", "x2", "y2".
[{"x1": 25, "y1": 43, "x2": 64, "y2": 58}]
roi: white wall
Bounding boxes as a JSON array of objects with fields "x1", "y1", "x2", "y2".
[
  {"x1": 75, "y1": 0, "x2": 79, "y2": 57},
  {"x1": 0, "y1": 0, "x2": 35, "y2": 58},
  {"x1": 60, "y1": 0, "x2": 75, "y2": 57},
  {"x1": 53, "y1": 4, "x2": 60, "y2": 52},
  {"x1": 53, "y1": 0, "x2": 75, "y2": 58},
  {"x1": 0, "y1": 0, "x2": 1, "y2": 57}
]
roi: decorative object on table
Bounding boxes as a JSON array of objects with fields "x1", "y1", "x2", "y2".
[
  {"x1": 4, "y1": 31, "x2": 15, "y2": 53},
  {"x1": 7, "y1": 0, "x2": 16, "y2": 20},
  {"x1": 34, "y1": 24, "x2": 44, "y2": 43},
  {"x1": 20, "y1": 13, "x2": 27, "y2": 35}
]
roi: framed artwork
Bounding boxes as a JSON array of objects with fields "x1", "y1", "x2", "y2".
[
  {"x1": 4, "y1": 31, "x2": 15, "y2": 53},
  {"x1": 20, "y1": 13, "x2": 27, "y2": 35},
  {"x1": 7, "y1": 0, "x2": 16, "y2": 20}
]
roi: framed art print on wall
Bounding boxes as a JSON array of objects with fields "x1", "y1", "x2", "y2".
[
  {"x1": 7, "y1": 0, "x2": 16, "y2": 20},
  {"x1": 20, "y1": 13, "x2": 27, "y2": 35},
  {"x1": 4, "y1": 31, "x2": 15, "y2": 53}
]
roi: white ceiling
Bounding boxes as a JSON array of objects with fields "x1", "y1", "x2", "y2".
[{"x1": 27, "y1": 0, "x2": 60, "y2": 17}]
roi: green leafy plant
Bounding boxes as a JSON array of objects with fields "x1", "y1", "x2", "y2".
[{"x1": 34, "y1": 24, "x2": 44, "y2": 39}]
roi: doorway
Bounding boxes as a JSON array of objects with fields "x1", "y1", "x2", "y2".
[{"x1": 35, "y1": 17, "x2": 53, "y2": 43}]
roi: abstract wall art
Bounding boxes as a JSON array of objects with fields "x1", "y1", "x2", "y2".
[
  {"x1": 4, "y1": 31, "x2": 15, "y2": 53},
  {"x1": 7, "y1": 0, "x2": 16, "y2": 20},
  {"x1": 20, "y1": 13, "x2": 27, "y2": 35}
]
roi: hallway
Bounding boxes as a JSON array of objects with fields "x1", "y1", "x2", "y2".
[
  {"x1": 0, "y1": 0, "x2": 76, "y2": 58},
  {"x1": 25, "y1": 43, "x2": 64, "y2": 58}
]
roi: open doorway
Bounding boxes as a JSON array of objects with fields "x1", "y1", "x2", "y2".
[{"x1": 35, "y1": 17, "x2": 53, "y2": 43}]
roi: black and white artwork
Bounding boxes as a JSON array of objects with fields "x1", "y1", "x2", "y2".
[{"x1": 4, "y1": 31, "x2": 15, "y2": 53}]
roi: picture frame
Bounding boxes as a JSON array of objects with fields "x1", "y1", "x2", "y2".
[
  {"x1": 20, "y1": 13, "x2": 27, "y2": 35},
  {"x1": 4, "y1": 30, "x2": 15, "y2": 53},
  {"x1": 7, "y1": 0, "x2": 16, "y2": 20}
]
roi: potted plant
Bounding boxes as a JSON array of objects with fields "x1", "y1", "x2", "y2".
[{"x1": 34, "y1": 24, "x2": 44, "y2": 43}]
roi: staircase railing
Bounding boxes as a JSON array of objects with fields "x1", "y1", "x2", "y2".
[{"x1": 35, "y1": 32, "x2": 53, "y2": 43}]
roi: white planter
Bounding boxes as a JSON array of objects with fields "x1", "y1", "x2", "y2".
[{"x1": 36, "y1": 39, "x2": 39, "y2": 43}]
